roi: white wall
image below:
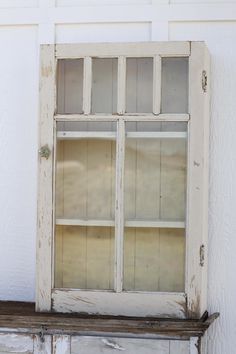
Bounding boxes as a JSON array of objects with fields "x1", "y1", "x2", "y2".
[{"x1": 0, "y1": 1, "x2": 236, "y2": 353}]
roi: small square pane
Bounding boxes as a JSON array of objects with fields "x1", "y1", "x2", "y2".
[
  {"x1": 126, "y1": 58, "x2": 153, "y2": 113},
  {"x1": 161, "y1": 57, "x2": 188, "y2": 113},
  {"x1": 55, "y1": 226, "x2": 114, "y2": 290},
  {"x1": 91, "y1": 58, "x2": 118, "y2": 113},
  {"x1": 123, "y1": 227, "x2": 185, "y2": 292},
  {"x1": 57, "y1": 59, "x2": 83, "y2": 114}
]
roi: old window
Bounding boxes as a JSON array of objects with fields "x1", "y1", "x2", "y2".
[{"x1": 37, "y1": 42, "x2": 210, "y2": 318}]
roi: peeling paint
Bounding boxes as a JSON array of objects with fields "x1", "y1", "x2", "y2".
[
  {"x1": 41, "y1": 65, "x2": 53, "y2": 78},
  {"x1": 102, "y1": 339, "x2": 125, "y2": 351}
]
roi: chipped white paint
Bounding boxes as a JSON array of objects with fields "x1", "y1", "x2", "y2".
[
  {"x1": 71, "y1": 337, "x2": 171, "y2": 354},
  {"x1": 34, "y1": 335, "x2": 51, "y2": 354},
  {"x1": 53, "y1": 335, "x2": 70, "y2": 354},
  {"x1": 0, "y1": 334, "x2": 33, "y2": 353},
  {"x1": 52, "y1": 289, "x2": 186, "y2": 317},
  {"x1": 102, "y1": 339, "x2": 125, "y2": 351},
  {"x1": 0, "y1": 2, "x2": 234, "y2": 354}
]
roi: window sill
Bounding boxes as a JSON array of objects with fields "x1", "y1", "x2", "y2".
[{"x1": 0, "y1": 301, "x2": 218, "y2": 340}]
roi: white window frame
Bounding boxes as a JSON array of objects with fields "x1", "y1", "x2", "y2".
[{"x1": 36, "y1": 42, "x2": 210, "y2": 318}]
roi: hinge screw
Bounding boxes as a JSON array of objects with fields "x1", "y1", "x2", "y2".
[
  {"x1": 200, "y1": 244, "x2": 205, "y2": 267},
  {"x1": 202, "y1": 70, "x2": 207, "y2": 93}
]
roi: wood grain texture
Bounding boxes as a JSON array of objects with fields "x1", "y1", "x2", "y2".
[
  {"x1": 56, "y1": 42, "x2": 190, "y2": 59},
  {"x1": 186, "y1": 42, "x2": 210, "y2": 318},
  {"x1": 34, "y1": 335, "x2": 51, "y2": 354},
  {"x1": 0, "y1": 302, "x2": 218, "y2": 340},
  {"x1": 0, "y1": 334, "x2": 33, "y2": 354},
  {"x1": 36, "y1": 44, "x2": 55, "y2": 312},
  {"x1": 53, "y1": 335, "x2": 70, "y2": 354}
]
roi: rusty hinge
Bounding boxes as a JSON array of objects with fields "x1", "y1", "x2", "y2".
[
  {"x1": 200, "y1": 244, "x2": 205, "y2": 267},
  {"x1": 202, "y1": 70, "x2": 207, "y2": 93}
]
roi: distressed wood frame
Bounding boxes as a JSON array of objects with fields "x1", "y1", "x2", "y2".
[{"x1": 37, "y1": 41, "x2": 210, "y2": 318}]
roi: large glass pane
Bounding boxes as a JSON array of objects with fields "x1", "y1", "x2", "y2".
[
  {"x1": 57, "y1": 59, "x2": 83, "y2": 114},
  {"x1": 161, "y1": 58, "x2": 188, "y2": 113},
  {"x1": 56, "y1": 122, "x2": 116, "y2": 220},
  {"x1": 123, "y1": 122, "x2": 187, "y2": 292},
  {"x1": 126, "y1": 58, "x2": 153, "y2": 113},
  {"x1": 91, "y1": 58, "x2": 117, "y2": 114},
  {"x1": 55, "y1": 122, "x2": 116, "y2": 289}
]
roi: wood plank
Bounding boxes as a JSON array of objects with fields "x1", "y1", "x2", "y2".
[
  {"x1": 127, "y1": 131, "x2": 187, "y2": 138},
  {"x1": 135, "y1": 228, "x2": 160, "y2": 291},
  {"x1": 153, "y1": 55, "x2": 161, "y2": 114},
  {"x1": 0, "y1": 301, "x2": 218, "y2": 339},
  {"x1": 83, "y1": 57, "x2": 92, "y2": 114},
  {"x1": 126, "y1": 58, "x2": 153, "y2": 113},
  {"x1": 186, "y1": 42, "x2": 210, "y2": 318},
  {"x1": 56, "y1": 42, "x2": 190, "y2": 59},
  {"x1": 160, "y1": 138, "x2": 187, "y2": 220},
  {"x1": 86, "y1": 227, "x2": 114, "y2": 290},
  {"x1": 56, "y1": 219, "x2": 185, "y2": 228},
  {"x1": 161, "y1": 57, "x2": 189, "y2": 114},
  {"x1": 60, "y1": 226, "x2": 87, "y2": 289},
  {"x1": 57, "y1": 59, "x2": 83, "y2": 114},
  {"x1": 63, "y1": 140, "x2": 87, "y2": 218},
  {"x1": 0, "y1": 334, "x2": 33, "y2": 354},
  {"x1": 53, "y1": 335, "x2": 70, "y2": 354},
  {"x1": 57, "y1": 131, "x2": 116, "y2": 139},
  {"x1": 91, "y1": 58, "x2": 117, "y2": 114},
  {"x1": 57, "y1": 131, "x2": 186, "y2": 139},
  {"x1": 56, "y1": 219, "x2": 115, "y2": 227},
  {"x1": 159, "y1": 229, "x2": 185, "y2": 292},
  {"x1": 36, "y1": 44, "x2": 55, "y2": 312},
  {"x1": 125, "y1": 220, "x2": 185, "y2": 228},
  {"x1": 52, "y1": 290, "x2": 186, "y2": 317},
  {"x1": 54, "y1": 114, "x2": 189, "y2": 121},
  {"x1": 115, "y1": 119, "x2": 125, "y2": 292},
  {"x1": 117, "y1": 56, "x2": 126, "y2": 115},
  {"x1": 71, "y1": 336, "x2": 170, "y2": 354},
  {"x1": 34, "y1": 335, "x2": 51, "y2": 354},
  {"x1": 170, "y1": 340, "x2": 189, "y2": 353}
]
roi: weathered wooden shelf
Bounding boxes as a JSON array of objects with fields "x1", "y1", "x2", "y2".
[{"x1": 0, "y1": 302, "x2": 219, "y2": 340}]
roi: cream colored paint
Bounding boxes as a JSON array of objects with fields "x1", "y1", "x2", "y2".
[{"x1": 0, "y1": 2, "x2": 234, "y2": 354}]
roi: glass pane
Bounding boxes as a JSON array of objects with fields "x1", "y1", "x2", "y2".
[
  {"x1": 161, "y1": 58, "x2": 188, "y2": 113},
  {"x1": 123, "y1": 122, "x2": 187, "y2": 292},
  {"x1": 125, "y1": 122, "x2": 187, "y2": 221},
  {"x1": 126, "y1": 58, "x2": 153, "y2": 113},
  {"x1": 55, "y1": 226, "x2": 114, "y2": 290},
  {"x1": 55, "y1": 122, "x2": 116, "y2": 290},
  {"x1": 124, "y1": 228, "x2": 185, "y2": 292},
  {"x1": 57, "y1": 59, "x2": 83, "y2": 114},
  {"x1": 56, "y1": 122, "x2": 116, "y2": 220},
  {"x1": 91, "y1": 58, "x2": 117, "y2": 114}
]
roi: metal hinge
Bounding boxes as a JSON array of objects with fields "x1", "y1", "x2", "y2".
[
  {"x1": 200, "y1": 244, "x2": 205, "y2": 267},
  {"x1": 202, "y1": 70, "x2": 207, "y2": 93}
]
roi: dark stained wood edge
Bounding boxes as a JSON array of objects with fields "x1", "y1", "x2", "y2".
[{"x1": 0, "y1": 302, "x2": 219, "y2": 340}]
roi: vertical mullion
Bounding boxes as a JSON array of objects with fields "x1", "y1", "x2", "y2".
[
  {"x1": 117, "y1": 56, "x2": 126, "y2": 114},
  {"x1": 83, "y1": 56, "x2": 92, "y2": 114},
  {"x1": 115, "y1": 118, "x2": 125, "y2": 292},
  {"x1": 153, "y1": 55, "x2": 161, "y2": 114}
]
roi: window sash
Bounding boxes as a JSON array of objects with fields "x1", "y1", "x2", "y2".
[{"x1": 37, "y1": 42, "x2": 209, "y2": 318}]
